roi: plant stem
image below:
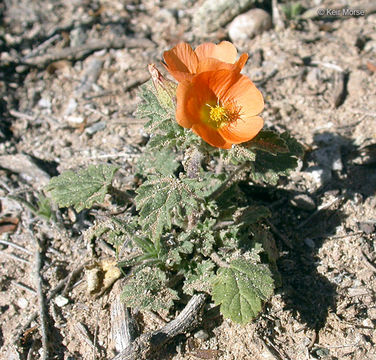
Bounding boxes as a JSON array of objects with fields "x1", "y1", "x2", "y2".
[
  {"x1": 184, "y1": 147, "x2": 203, "y2": 230},
  {"x1": 208, "y1": 161, "x2": 249, "y2": 201}
]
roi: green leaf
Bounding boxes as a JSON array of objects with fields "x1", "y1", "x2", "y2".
[
  {"x1": 212, "y1": 259, "x2": 274, "y2": 324},
  {"x1": 34, "y1": 194, "x2": 53, "y2": 220},
  {"x1": 251, "y1": 132, "x2": 304, "y2": 185},
  {"x1": 183, "y1": 260, "x2": 216, "y2": 295},
  {"x1": 136, "y1": 148, "x2": 180, "y2": 176},
  {"x1": 235, "y1": 206, "x2": 271, "y2": 226},
  {"x1": 224, "y1": 144, "x2": 256, "y2": 164},
  {"x1": 135, "y1": 175, "x2": 199, "y2": 240},
  {"x1": 248, "y1": 130, "x2": 289, "y2": 155},
  {"x1": 46, "y1": 165, "x2": 119, "y2": 212},
  {"x1": 122, "y1": 267, "x2": 179, "y2": 312},
  {"x1": 177, "y1": 218, "x2": 217, "y2": 256}
]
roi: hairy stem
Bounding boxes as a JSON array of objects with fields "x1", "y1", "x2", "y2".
[
  {"x1": 208, "y1": 161, "x2": 249, "y2": 201},
  {"x1": 184, "y1": 147, "x2": 203, "y2": 230}
]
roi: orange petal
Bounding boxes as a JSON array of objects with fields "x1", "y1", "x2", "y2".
[
  {"x1": 219, "y1": 116, "x2": 264, "y2": 143},
  {"x1": 192, "y1": 123, "x2": 232, "y2": 149},
  {"x1": 223, "y1": 75, "x2": 264, "y2": 117},
  {"x1": 163, "y1": 43, "x2": 198, "y2": 81},
  {"x1": 195, "y1": 41, "x2": 238, "y2": 64},
  {"x1": 196, "y1": 53, "x2": 248, "y2": 74},
  {"x1": 235, "y1": 53, "x2": 248, "y2": 72},
  {"x1": 175, "y1": 79, "x2": 215, "y2": 128},
  {"x1": 194, "y1": 70, "x2": 242, "y2": 101},
  {"x1": 162, "y1": 64, "x2": 194, "y2": 82}
]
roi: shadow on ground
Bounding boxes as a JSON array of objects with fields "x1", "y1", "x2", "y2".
[{"x1": 245, "y1": 131, "x2": 376, "y2": 331}]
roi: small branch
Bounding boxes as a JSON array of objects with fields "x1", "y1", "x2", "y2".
[
  {"x1": 208, "y1": 161, "x2": 249, "y2": 201},
  {"x1": 32, "y1": 231, "x2": 50, "y2": 360},
  {"x1": 21, "y1": 37, "x2": 154, "y2": 68},
  {"x1": 111, "y1": 291, "x2": 139, "y2": 353},
  {"x1": 12, "y1": 281, "x2": 37, "y2": 295},
  {"x1": 0, "y1": 238, "x2": 33, "y2": 255},
  {"x1": 111, "y1": 293, "x2": 207, "y2": 360},
  {"x1": 265, "y1": 219, "x2": 293, "y2": 249},
  {"x1": 0, "y1": 250, "x2": 30, "y2": 264},
  {"x1": 14, "y1": 262, "x2": 87, "y2": 346},
  {"x1": 210, "y1": 252, "x2": 230, "y2": 268}
]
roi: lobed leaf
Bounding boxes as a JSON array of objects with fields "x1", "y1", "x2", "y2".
[
  {"x1": 122, "y1": 267, "x2": 179, "y2": 312},
  {"x1": 183, "y1": 260, "x2": 216, "y2": 295},
  {"x1": 46, "y1": 164, "x2": 119, "y2": 212},
  {"x1": 135, "y1": 175, "x2": 199, "y2": 240},
  {"x1": 251, "y1": 132, "x2": 304, "y2": 185},
  {"x1": 248, "y1": 130, "x2": 289, "y2": 155},
  {"x1": 212, "y1": 258, "x2": 274, "y2": 324}
]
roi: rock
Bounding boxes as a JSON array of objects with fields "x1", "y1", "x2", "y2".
[
  {"x1": 38, "y1": 98, "x2": 51, "y2": 109},
  {"x1": 228, "y1": 9, "x2": 272, "y2": 42},
  {"x1": 290, "y1": 194, "x2": 316, "y2": 211},
  {"x1": 357, "y1": 222, "x2": 375, "y2": 235},
  {"x1": 55, "y1": 295, "x2": 69, "y2": 307},
  {"x1": 194, "y1": 329, "x2": 209, "y2": 340},
  {"x1": 304, "y1": 238, "x2": 315, "y2": 248},
  {"x1": 85, "y1": 121, "x2": 106, "y2": 135},
  {"x1": 312, "y1": 146, "x2": 343, "y2": 172},
  {"x1": 17, "y1": 297, "x2": 29, "y2": 309},
  {"x1": 306, "y1": 166, "x2": 331, "y2": 187},
  {"x1": 193, "y1": 0, "x2": 258, "y2": 34},
  {"x1": 64, "y1": 98, "x2": 78, "y2": 116},
  {"x1": 0, "y1": 154, "x2": 51, "y2": 188},
  {"x1": 347, "y1": 70, "x2": 367, "y2": 98}
]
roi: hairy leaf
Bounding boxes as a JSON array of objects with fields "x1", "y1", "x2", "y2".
[
  {"x1": 46, "y1": 165, "x2": 119, "y2": 212},
  {"x1": 212, "y1": 259, "x2": 274, "y2": 324},
  {"x1": 235, "y1": 206, "x2": 271, "y2": 226},
  {"x1": 183, "y1": 260, "x2": 216, "y2": 295},
  {"x1": 135, "y1": 175, "x2": 199, "y2": 239},
  {"x1": 122, "y1": 267, "x2": 178, "y2": 312},
  {"x1": 224, "y1": 144, "x2": 256, "y2": 164},
  {"x1": 248, "y1": 130, "x2": 289, "y2": 154},
  {"x1": 136, "y1": 148, "x2": 180, "y2": 176},
  {"x1": 251, "y1": 132, "x2": 304, "y2": 185}
]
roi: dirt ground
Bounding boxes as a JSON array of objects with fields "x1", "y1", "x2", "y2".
[{"x1": 1, "y1": 0, "x2": 376, "y2": 359}]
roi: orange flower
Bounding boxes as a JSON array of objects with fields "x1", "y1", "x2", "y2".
[
  {"x1": 176, "y1": 69, "x2": 264, "y2": 149},
  {"x1": 163, "y1": 41, "x2": 248, "y2": 82}
]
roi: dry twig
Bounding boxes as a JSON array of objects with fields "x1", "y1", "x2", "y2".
[
  {"x1": 112, "y1": 293, "x2": 207, "y2": 360},
  {"x1": 32, "y1": 230, "x2": 50, "y2": 360},
  {"x1": 22, "y1": 37, "x2": 154, "y2": 68}
]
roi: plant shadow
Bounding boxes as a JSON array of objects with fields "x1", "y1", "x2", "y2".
[{"x1": 242, "y1": 131, "x2": 376, "y2": 331}]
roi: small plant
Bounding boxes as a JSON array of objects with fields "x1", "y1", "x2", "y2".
[
  {"x1": 281, "y1": 2, "x2": 304, "y2": 20},
  {"x1": 46, "y1": 41, "x2": 303, "y2": 324}
]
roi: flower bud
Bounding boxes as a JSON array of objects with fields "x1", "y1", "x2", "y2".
[{"x1": 148, "y1": 64, "x2": 177, "y2": 111}]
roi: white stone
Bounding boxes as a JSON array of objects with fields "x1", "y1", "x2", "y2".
[
  {"x1": 229, "y1": 8, "x2": 272, "y2": 42},
  {"x1": 17, "y1": 297, "x2": 29, "y2": 309},
  {"x1": 55, "y1": 295, "x2": 69, "y2": 307}
]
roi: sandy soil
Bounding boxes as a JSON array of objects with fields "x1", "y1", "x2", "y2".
[{"x1": 1, "y1": 0, "x2": 376, "y2": 359}]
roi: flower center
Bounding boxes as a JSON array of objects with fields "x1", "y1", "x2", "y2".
[
  {"x1": 209, "y1": 105, "x2": 230, "y2": 128},
  {"x1": 203, "y1": 101, "x2": 241, "y2": 129}
]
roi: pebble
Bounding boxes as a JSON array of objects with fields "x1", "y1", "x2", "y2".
[
  {"x1": 17, "y1": 297, "x2": 29, "y2": 309},
  {"x1": 66, "y1": 115, "x2": 84, "y2": 125},
  {"x1": 306, "y1": 166, "x2": 331, "y2": 187},
  {"x1": 304, "y1": 238, "x2": 315, "y2": 248},
  {"x1": 290, "y1": 194, "x2": 316, "y2": 211},
  {"x1": 312, "y1": 145, "x2": 343, "y2": 172},
  {"x1": 38, "y1": 98, "x2": 51, "y2": 109},
  {"x1": 229, "y1": 8, "x2": 272, "y2": 42},
  {"x1": 85, "y1": 121, "x2": 107, "y2": 135},
  {"x1": 194, "y1": 329, "x2": 209, "y2": 340},
  {"x1": 0, "y1": 154, "x2": 51, "y2": 188},
  {"x1": 55, "y1": 295, "x2": 69, "y2": 307},
  {"x1": 64, "y1": 98, "x2": 78, "y2": 116}
]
